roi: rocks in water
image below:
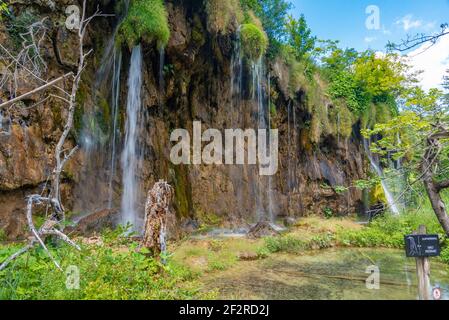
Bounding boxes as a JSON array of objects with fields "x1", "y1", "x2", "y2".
[
  {"x1": 66, "y1": 209, "x2": 120, "y2": 236},
  {"x1": 247, "y1": 221, "x2": 279, "y2": 239}
]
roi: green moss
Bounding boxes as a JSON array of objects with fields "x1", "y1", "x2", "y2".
[
  {"x1": 96, "y1": 97, "x2": 111, "y2": 134},
  {"x1": 360, "y1": 102, "x2": 393, "y2": 129},
  {"x1": 116, "y1": 0, "x2": 170, "y2": 49},
  {"x1": 240, "y1": 23, "x2": 268, "y2": 61},
  {"x1": 171, "y1": 165, "x2": 192, "y2": 218},
  {"x1": 191, "y1": 15, "x2": 206, "y2": 47}
]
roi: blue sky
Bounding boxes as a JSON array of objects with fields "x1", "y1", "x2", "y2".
[
  {"x1": 289, "y1": 0, "x2": 449, "y2": 51},
  {"x1": 289, "y1": 0, "x2": 449, "y2": 89}
]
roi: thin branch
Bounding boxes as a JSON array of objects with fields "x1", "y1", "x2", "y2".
[{"x1": 0, "y1": 73, "x2": 73, "y2": 109}]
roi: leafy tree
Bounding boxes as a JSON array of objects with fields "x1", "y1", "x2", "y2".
[
  {"x1": 353, "y1": 52, "x2": 410, "y2": 99},
  {"x1": 285, "y1": 14, "x2": 316, "y2": 60}
]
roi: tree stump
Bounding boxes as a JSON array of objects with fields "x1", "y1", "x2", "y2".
[{"x1": 142, "y1": 180, "x2": 174, "y2": 258}]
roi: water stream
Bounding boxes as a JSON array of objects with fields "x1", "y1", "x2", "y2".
[
  {"x1": 203, "y1": 248, "x2": 449, "y2": 300},
  {"x1": 363, "y1": 139, "x2": 400, "y2": 215},
  {"x1": 251, "y1": 59, "x2": 275, "y2": 223},
  {"x1": 120, "y1": 44, "x2": 143, "y2": 230},
  {"x1": 107, "y1": 49, "x2": 123, "y2": 209}
]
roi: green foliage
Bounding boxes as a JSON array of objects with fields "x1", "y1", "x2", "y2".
[
  {"x1": 239, "y1": 0, "x2": 292, "y2": 56},
  {"x1": 328, "y1": 71, "x2": 370, "y2": 113},
  {"x1": 264, "y1": 235, "x2": 306, "y2": 253},
  {"x1": 321, "y1": 47, "x2": 414, "y2": 128},
  {"x1": 323, "y1": 207, "x2": 334, "y2": 219},
  {"x1": 441, "y1": 246, "x2": 449, "y2": 264},
  {"x1": 285, "y1": 14, "x2": 316, "y2": 61},
  {"x1": 309, "y1": 233, "x2": 335, "y2": 249},
  {"x1": 264, "y1": 232, "x2": 335, "y2": 253},
  {"x1": 240, "y1": 23, "x2": 268, "y2": 60},
  {"x1": 117, "y1": 0, "x2": 170, "y2": 49},
  {"x1": 0, "y1": 1, "x2": 8, "y2": 19},
  {"x1": 0, "y1": 226, "x2": 200, "y2": 300},
  {"x1": 337, "y1": 210, "x2": 447, "y2": 249}
]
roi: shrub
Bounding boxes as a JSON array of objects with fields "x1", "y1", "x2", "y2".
[
  {"x1": 116, "y1": 0, "x2": 170, "y2": 49},
  {"x1": 264, "y1": 235, "x2": 305, "y2": 253},
  {"x1": 441, "y1": 246, "x2": 449, "y2": 264},
  {"x1": 240, "y1": 23, "x2": 268, "y2": 60}
]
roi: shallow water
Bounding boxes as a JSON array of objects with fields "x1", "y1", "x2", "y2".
[{"x1": 204, "y1": 248, "x2": 449, "y2": 300}]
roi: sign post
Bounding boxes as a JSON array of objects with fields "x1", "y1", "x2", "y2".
[{"x1": 404, "y1": 225, "x2": 441, "y2": 300}]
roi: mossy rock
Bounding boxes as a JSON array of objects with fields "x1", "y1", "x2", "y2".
[
  {"x1": 240, "y1": 23, "x2": 268, "y2": 61},
  {"x1": 116, "y1": 0, "x2": 170, "y2": 49}
]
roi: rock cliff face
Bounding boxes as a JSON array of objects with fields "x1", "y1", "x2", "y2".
[{"x1": 0, "y1": 0, "x2": 367, "y2": 239}]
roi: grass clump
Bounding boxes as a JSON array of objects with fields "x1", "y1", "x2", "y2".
[
  {"x1": 264, "y1": 235, "x2": 306, "y2": 253},
  {"x1": 205, "y1": 0, "x2": 243, "y2": 34},
  {"x1": 240, "y1": 23, "x2": 268, "y2": 61},
  {"x1": 117, "y1": 0, "x2": 170, "y2": 49}
]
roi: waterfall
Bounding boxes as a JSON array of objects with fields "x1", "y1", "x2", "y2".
[
  {"x1": 363, "y1": 139, "x2": 400, "y2": 215},
  {"x1": 107, "y1": 49, "x2": 123, "y2": 209},
  {"x1": 228, "y1": 26, "x2": 247, "y2": 218},
  {"x1": 121, "y1": 45, "x2": 143, "y2": 230},
  {"x1": 251, "y1": 58, "x2": 275, "y2": 223},
  {"x1": 159, "y1": 47, "x2": 165, "y2": 107},
  {"x1": 231, "y1": 26, "x2": 243, "y2": 123},
  {"x1": 267, "y1": 72, "x2": 275, "y2": 222}
]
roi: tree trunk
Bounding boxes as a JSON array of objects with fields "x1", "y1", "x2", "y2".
[{"x1": 422, "y1": 137, "x2": 449, "y2": 237}]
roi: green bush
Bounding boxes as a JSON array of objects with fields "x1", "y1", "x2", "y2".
[
  {"x1": 240, "y1": 23, "x2": 268, "y2": 60},
  {"x1": 264, "y1": 235, "x2": 306, "y2": 253},
  {"x1": 117, "y1": 0, "x2": 170, "y2": 49},
  {"x1": 441, "y1": 246, "x2": 449, "y2": 264}
]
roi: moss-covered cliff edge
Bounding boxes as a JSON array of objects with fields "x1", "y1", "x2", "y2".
[{"x1": 0, "y1": 0, "x2": 368, "y2": 240}]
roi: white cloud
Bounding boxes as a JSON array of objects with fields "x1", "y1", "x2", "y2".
[
  {"x1": 396, "y1": 14, "x2": 423, "y2": 31},
  {"x1": 364, "y1": 36, "x2": 377, "y2": 43},
  {"x1": 408, "y1": 35, "x2": 449, "y2": 91}
]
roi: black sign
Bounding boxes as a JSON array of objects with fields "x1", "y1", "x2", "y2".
[{"x1": 404, "y1": 234, "x2": 440, "y2": 258}]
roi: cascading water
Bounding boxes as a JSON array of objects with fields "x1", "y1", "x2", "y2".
[
  {"x1": 121, "y1": 44, "x2": 143, "y2": 230},
  {"x1": 228, "y1": 26, "x2": 249, "y2": 219},
  {"x1": 159, "y1": 47, "x2": 165, "y2": 108},
  {"x1": 74, "y1": 3, "x2": 129, "y2": 216},
  {"x1": 107, "y1": 48, "x2": 122, "y2": 209},
  {"x1": 251, "y1": 58, "x2": 275, "y2": 223},
  {"x1": 363, "y1": 138, "x2": 400, "y2": 215}
]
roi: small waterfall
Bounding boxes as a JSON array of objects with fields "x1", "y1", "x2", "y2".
[
  {"x1": 74, "y1": 3, "x2": 130, "y2": 216},
  {"x1": 159, "y1": 47, "x2": 165, "y2": 107},
  {"x1": 107, "y1": 49, "x2": 123, "y2": 209},
  {"x1": 251, "y1": 58, "x2": 275, "y2": 223},
  {"x1": 267, "y1": 72, "x2": 274, "y2": 222},
  {"x1": 121, "y1": 45, "x2": 143, "y2": 230},
  {"x1": 363, "y1": 139, "x2": 400, "y2": 215},
  {"x1": 228, "y1": 26, "x2": 247, "y2": 219},
  {"x1": 231, "y1": 26, "x2": 243, "y2": 123}
]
